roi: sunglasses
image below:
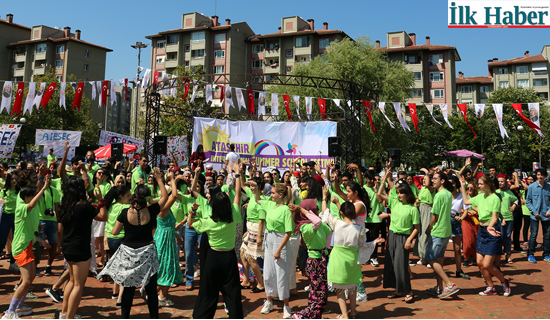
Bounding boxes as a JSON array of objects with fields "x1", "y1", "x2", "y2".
[
  {"x1": 97, "y1": 171, "x2": 104, "y2": 175},
  {"x1": 466, "y1": 187, "x2": 474, "y2": 191}
]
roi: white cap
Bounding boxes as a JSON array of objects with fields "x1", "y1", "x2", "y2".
[{"x1": 206, "y1": 164, "x2": 213, "y2": 168}]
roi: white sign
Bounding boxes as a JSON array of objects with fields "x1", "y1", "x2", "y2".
[
  {"x1": 99, "y1": 130, "x2": 144, "y2": 153},
  {"x1": 0, "y1": 124, "x2": 22, "y2": 158},
  {"x1": 35, "y1": 129, "x2": 82, "y2": 159},
  {"x1": 160, "y1": 135, "x2": 188, "y2": 167},
  {"x1": 448, "y1": 1, "x2": 550, "y2": 28}
]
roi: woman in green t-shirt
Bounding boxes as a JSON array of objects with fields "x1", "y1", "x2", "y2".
[
  {"x1": 0, "y1": 172, "x2": 20, "y2": 268},
  {"x1": 413, "y1": 174, "x2": 435, "y2": 266}
]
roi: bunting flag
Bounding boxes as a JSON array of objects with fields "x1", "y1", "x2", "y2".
[
  {"x1": 183, "y1": 78, "x2": 190, "y2": 101},
  {"x1": 59, "y1": 82, "x2": 67, "y2": 109},
  {"x1": 528, "y1": 102, "x2": 543, "y2": 136},
  {"x1": 124, "y1": 79, "x2": 128, "y2": 101},
  {"x1": 457, "y1": 104, "x2": 476, "y2": 138},
  {"x1": 206, "y1": 84, "x2": 213, "y2": 103},
  {"x1": 10, "y1": 82, "x2": 24, "y2": 116},
  {"x1": 162, "y1": 74, "x2": 169, "y2": 96},
  {"x1": 318, "y1": 98, "x2": 327, "y2": 120},
  {"x1": 170, "y1": 75, "x2": 177, "y2": 97},
  {"x1": 362, "y1": 100, "x2": 376, "y2": 132},
  {"x1": 23, "y1": 82, "x2": 35, "y2": 115},
  {"x1": 293, "y1": 95, "x2": 301, "y2": 120},
  {"x1": 426, "y1": 103, "x2": 442, "y2": 125},
  {"x1": 247, "y1": 89, "x2": 255, "y2": 115},
  {"x1": 408, "y1": 103, "x2": 419, "y2": 133},
  {"x1": 511, "y1": 103, "x2": 542, "y2": 134},
  {"x1": 110, "y1": 80, "x2": 117, "y2": 106},
  {"x1": 333, "y1": 99, "x2": 345, "y2": 111},
  {"x1": 439, "y1": 104, "x2": 453, "y2": 129},
  {"x1": 270, "y1": 93, "x2": 279, "y2": 117},
  {"x1": 378, "y1": 102, "x2": 395, "y2": 128},
  {"x1": 72, "y1": 82, "x2": 84, "y2": 111},
  {"x1": 258, "y1": 91, "x2": 266, "y2": 116},
  {"x1": 392, "y1": 102, "x2": 411, "y2": 132},
  {"x1": 101, "y1": 80, "x2": 108, "y2": 107},
  {"x1": 190, "y1": 82, "x2": 198, "y2": 102},
  {"x1": 224, "y1": 86, "x2": 234, "y2": 112},
  {"x1": 153, "y1": 71, "x2": 159, "y2": 84},
  {"x1": 235, "y1": 88, "x2": 245, "y2": 111},
  {"x1": 33, "y1": 82, "x2": 46, "y2": 108},
  {"x1": 283, "y1": 95, "x2": 294, "y2": 121},
  {"x1": 40, "y1": 82, "x2": 57, "y2": 109},
  {"x1": 141, "y1": 69, "x2": 151, "y2": 89},
  {"x1": 90, "y1": 81, "x2": 97, "y2": 100},
  {"x1": 97, "y1": 80, "x2": 102, "y2": 107},
  {"x1": 219, "y1": 85, "x2": 224, "y2": 104},
  {"x1": 1, "y1": 81, "x2": 13, "y2": 114},
  {"x1": 305, "y1": 97, "x2": 312, "y2": 120},
  {"x1": 492, "y1": 103, "x2": 509, "y2": 139},
  {"x1": 474, "y1": 104, "x2": 485, "y2": 118}
]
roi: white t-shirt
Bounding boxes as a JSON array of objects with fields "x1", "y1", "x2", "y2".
[{"x1": 226, "y1": 152, "x2": 240, "y2": 164}]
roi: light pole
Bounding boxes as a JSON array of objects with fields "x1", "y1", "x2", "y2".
[
  {"x1": 18, "y1": 117, "x2": 26, "y2": 160},
  {"x1": 131, "y1": 41, "x2": 148, "y2": 138},
  {"x1": 518, "y1": 125, "x2": 524, "y2": 172}
]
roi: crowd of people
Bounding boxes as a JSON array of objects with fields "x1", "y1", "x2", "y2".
[{"x1": 1, "y1": 142, "x2": 549, "y2": 319}]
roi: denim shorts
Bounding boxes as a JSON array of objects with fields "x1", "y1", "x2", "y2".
[
  {"x1": 451, "y1": 218, "x2": 463, "y2": 237},
  {"x1": 107, "y1": 238, "x2": 123, "y2": 254},
  {"x1": 39, "y1": 220, "x2": 58, "y2": 244},
  {"x1": 476, "y1": 224, "x2": 503, "y2": 256},
  {"x1": 425, "y1": 235, "x2": 450, "y2": 261}
]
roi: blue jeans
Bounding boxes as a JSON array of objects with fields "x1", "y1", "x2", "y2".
[
  {"x1": 184, "y1": 226, "x2": 201, "y2": 286},
  {"x1": 39, "y1": 220, "x2": 58, "y2": 244},
  {"x1": 501, "y1": 220, "x2": 514, "y2": 254},
  {"x1": 528, "y1": 219, "x2": 550, "y2": 257},
  {"x1": 0, "y1": 212, "x2": 15, "y2": 264}
]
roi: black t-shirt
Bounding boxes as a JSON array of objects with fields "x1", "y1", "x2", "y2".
[
  {"x1": 117, "y1": 203, "x2": 161, "y2": 249},
  {"x1": 61, "y1": 202, "x2": 99, "y2": 259}
]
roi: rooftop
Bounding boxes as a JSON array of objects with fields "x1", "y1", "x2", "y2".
[
  {"x1": 145, "y1": 25, "x2": 232, "y2": 39},
  {"x1": 488, "y1": 54, "x2": 547, "y2": 66},
  {"x1": 10, "y1": 37, "x2": 112, "y2": 51},
  {"x1": 456, "y1": 76, "x2": 493, "y2": 84}
]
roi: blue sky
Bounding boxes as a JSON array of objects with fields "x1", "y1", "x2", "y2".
[{"x1": 4, "y1": 0, "x2": 549, "y2": 81}]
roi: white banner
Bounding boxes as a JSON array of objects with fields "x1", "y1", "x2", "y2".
[
  {"x1": 439, "y1": 104, "x2": 453, "y2": 129},
  {"x1": 235, "y1": 88, "x2": 245, "y2": 111},
  {"x1": 98, "y1": 130, "x2": 144, "y2": 153},
  {"x1": 426, "y1": 103, "x2": 442, "y2": 125},
  {"x1": 192, "y1": 117, "x2": 337, "y2": 171},
  {"x1": 258, "y1": 92, "x2": 266, "y2": 116},
  {"x1": 305, "y1": 97, "x2": 312, "y2": 120},
  {"x1": 23, "y1": 82, "x2": 35, "y2": 115},
  {"x1": 271, "y1": 93, "x2": 279, "y2": 117},
  {"x1": 378, "y1": 102, "x2": 395, "y2": 128},
  {"x1": 35, "y1": 129, "x2": 82, "y2": 159},
  {"x1": 392, "y1": 102, "x2": 411, "y2": 132},
  {"x1": 59, "y1": 82, "x2": 67, "y2": 109},
  {"x1": 0, "y1": 124, "x2": 22, "y2": 158},
  {"x1": 475, "y1": 103, "x2": 485, "y2": 118},
  {"x1": 1, "y1": 81, "x2": 13, "y2": 114},
  {"x1": 293, "y1": 95, "x2": 301, "y2": 120},
  {"x1": 492, "y1": 103, "x2": 509, "y2": 139},
  {"x1": 205, "y1": 84, "x2": 213, "y2": 103},
  {"x1": 225, "y1": 86, "x2": 234, "y2": 112},
  {"x1": 160, "y1": 135, "x2": 188, "y2": 167},
  {"x1": 528, "y1": 102, "x2": 543, "y2": 136},
  {"x1": 110, "y1": 80, "x2": 117, "y2": 106}
]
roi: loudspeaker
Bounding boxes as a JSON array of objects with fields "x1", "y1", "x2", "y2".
[
  {"x1": 388, "y1": 148, "x2": 401, "y2": 168},
  {"x1": 154, "y1": 135, "x2": 167, "y2": 155},
  {"x1": 111, "y1": 143, "x2": 124, "y2": 161},
  {"x1": 328, "y1": 136, "x2": 341, "y2": 157}
]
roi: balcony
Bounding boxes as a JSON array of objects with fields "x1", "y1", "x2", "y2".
[
  {"x1": 34, "y1": 66, "x2": 45, "y2": 75},
  {"x1": 15, "y1": 53, "x2": 26, "y2": 63},
  {"x1": 165, "y1": 43, "x2": 179, "y2": 53},
  {"x1": 35, "y1": 51, "x2": 47, "y2": 60},
  {"x1": 165, "y1": 59, "x2": 178, "y2": 68},
  {"x1": 14, "y1": 67, "x2": 25, "y2": 77},
  {"x1": 264, "y1": 48, "x2": 280, "y2": 58}
]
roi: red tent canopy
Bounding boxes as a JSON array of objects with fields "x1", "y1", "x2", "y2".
[{"x1": 94, "y1": 143, "x2": 137, "y2": 160}]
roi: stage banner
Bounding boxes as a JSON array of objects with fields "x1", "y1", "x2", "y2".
[
  {"x1": 35, "y1": 129, "x2": 81, "y2": 159},
  {"x1": 192, "y1": 117, "x2": 337, "y2": 171},
  {"x1": 98, "y1": 130, "x2": 144, "y2": 153},
  {"x1": 0, "y1": 124, "x2": 22, "y2": 158},
  {"x1": 160, "y1": 135, "x2": 188, "y2": 167}
]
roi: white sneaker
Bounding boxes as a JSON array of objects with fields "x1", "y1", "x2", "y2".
[
  {"x1": 304, "y1": 285, "x2": 310, "y2": 292},
  {"x1": 283, "y1": 305, "x2": 292, "y2": 319},
  {"x1": 260, "y1": 300, "x2": 274, "y2": 314},
  {"x1": 2, "y1": 312, "x2": 20, "y2": 319},
  {"x1": 15, "y1": 305, "x2": 32, "y2": 316},
  {"x1": 224, "y1": 303, "x2": 229, "y2": 314},
  {"x1": 356, "y1": 292, "x2": 368, "y2": 302},
  {"x1": 370, "y1": 258, "x2": 380, "y2": 267},
  {"x1": 59, "y1": 313, "x2": 81, "y2": 319},
  {"x1": 194, "y1": 269, "x2": 200, "y2": 278},
  {"x1": 416, "y1": 259, "x2": 424, "y2": 265},
  {"x1": 427, "y1": 264, "x2": 432, "y2": 268}
]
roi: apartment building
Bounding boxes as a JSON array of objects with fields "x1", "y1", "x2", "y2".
[
  {"x1": 488, "y1": 46, "x2": 550, "y2": 101},
  {"x1": 377, "y1": 32, "x2": 461, "y2": 106},
  {"x1": 0, "y1": 14, "x2": 30, "y2": 80},
  {"x1": 103, "y1": 86, "x2": 132, "y2": 134},
  {"x1": 456, "y1": 72, "x2": 493, "y2": 104}
]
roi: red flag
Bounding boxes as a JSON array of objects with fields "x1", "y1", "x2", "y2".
[
  {"x1": 101, "y1": 80, "x2": 108, "y2": 107},
  {"x1": 457, "y1": 104, "x2": 476, "y2": 138},
  {"x1": 247, "y1": 89, "x2": 255, "y2": 115},
  {"x1": 40, "y1": 82, "x2": 57, "y2": 109},
  {"x1": 318, "y1": 98, "x2": 327, "y2": 120},
  {"x1": 408, "y1": 103, "x2": 419, "y2": 133},
  {"x1": 124, "y1": 79, "x2": 128, "y2": 101},
  {"x1": 362, "y1": 100, "x2": 376, "y2": 132},
  {"x1": 218, "y1": 85, "x2": 224, "y2": 103},
  {"x1": 72, "y1": 82, "x2": 84, "y2": 110},
  {"x1": 153, "y1": 71, "x2": 159, "y2": 83},
  {"x1": 511, "y1": 103, "x2": 542, "y2": 133},
  {"x1": 10, "y1": 82, "x2": 24, "y2": 116},
  {"x1": 183, "y1": 78, "x2": 190, "y2": 100},
  {"x1": 283, "y1": 95, "x2": 294, "y2": 120}
]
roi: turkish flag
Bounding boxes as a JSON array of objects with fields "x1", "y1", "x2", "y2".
[
  {"x1": 362, "y1": 100, "x2": 376, "y2": 132},
  {"x1": 153, "y1": 71, "x2": 159, "y2": 83},
  {"x1": 457, "y1": 104, "x2": 476, "y2": 138},
  {"x1": 218, "y1": 85, "x2": 224, "y2": 104},
  {"x1": 283, "y1": 95, "x2": 294, "y2": 120},
  {"x1": 10, "y1": 82, "x2": 24, "y2": 116},
  {"x1": 183, "y1": 78, "x2": 190, "y2": 101},
  {"x1": 247, "y1": 89, "x2": 255, "y2": 115},
  {"x1": 318, "y1": 98, "x2": 327, "y2": 119},
  {"x1": 408, "y1": 103, "x2": 419, "y2": 133},
  {"x1": 511, "y1": 103, "x2": 542, "y2": 133},
  {"x1": 101, "y1": 80, "x2": 108, "y2": 107},
  {"x1": 40, "y1": 82, "x2": 57, "y2": 109},
  {"x1": 124, "y1": 79, "x2": 128, "y2": 101},
  {"x1": 72, "y1": 82, "x2": 85, "y2": 110}
]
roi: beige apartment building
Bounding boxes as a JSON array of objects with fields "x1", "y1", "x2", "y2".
[
  {"x1": 455, "y1": 72, "x2": 493, "y2": 104},
  {"x1": 377, "y1": 32, "x2": 461, "y2": 107},
  {"x1": 0, "y1": 14, "x2": 30, "y2": 81},
  {"x1": 103, "y1": 86, "x2": 132, "y2": 134}
]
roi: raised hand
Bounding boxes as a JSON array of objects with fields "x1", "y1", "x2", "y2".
[{"x1": 465, "y1": 157, "x2": 471, "y2": 167}]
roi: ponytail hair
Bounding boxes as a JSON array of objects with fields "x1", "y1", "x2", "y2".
[
  {"x1": 435, "y1": 172, "x2": 454, "y2": 192},
  {"x1": 131, "y1": 184, "x2": 150, "y2": 210},
  {"x1": 347, "y1": 181, "x2": 372, "y2": 214},
  {"x1": 104, "y1": 185, "x2": 131, "y2": 211},
  {"x1": 273, "y1": 183, "x2": 292, "y2": 205}
]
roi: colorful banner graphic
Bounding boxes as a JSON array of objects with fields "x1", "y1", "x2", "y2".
[
  {"x1": 98, "y1": 130, "x2": 144, "y2": 153},
  {"x1": 0, "y1": 124, "x2": 22, "y2": 158},
  {"x1": 35, "y1": 129, "x2": 81, "y2": 159}
]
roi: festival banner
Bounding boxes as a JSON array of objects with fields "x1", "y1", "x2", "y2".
[
  {"x1": 362, "y1": 100, "x2": 376, "y2": 132},
  {"x1": 378, "y1": 102, "x2": 395, "y2": 128},
  {"x1": 11, "y1": 82, "x2": 24, "y2": 116},
  {"x1": 190, "y1": 81, "x2": 199, "y2": 102},
  {"x1": 40, "y1": 82, "x2": 57, "y2": 109},
  {"x1": 333, "y1": 99, "x2": 345, "y2": 112},
  {"x1": 59, "y1": 82, "x2": 66, "y2": 109},
  {"x1": 305, "y1": 97, "x2": 312, "y2": 120},
  {"x1": 439, "y1": 104, "x2": 453, "y2": 129},
  {"x1": 206, "y1": 84, "x2": 213, "y2": 103},
  {"x1": 492, "y1": 103, "x2": 509, "y2": 139},
  {"x1": 318, "y1": 98, "x2": 327, "y2": 120},
  {"x1": 235, "y1": 88, "x2": 245, "y2": 111},
  {"x1": 153, "y1": 71, "x2": 159, "y2": 84},
  {"x1": 192, "y1": 117, "x2": 337, "y2": 171},
  {"x1": 1, "y1": 81, "x2": 13, "y2": 114},
  {"x1": 224, "y1": 85, "x2": 234, "y2": 112},
  {"x1": 90, "y1": 81, "x2": 97, "y2": 100},
  {"x1": 247, "y1": 89, "x2": 255, "y2": 115},
  {"x1": 0, "y1": 124, "x2": 22, "y2": 158},
  {"x1": 457, "y1": 103, "x2": 476, "y2": 138},
  {"x1": 160, "y1": 135, "x2": 188, "y2": 167},
  {"x1": 98, "y1": 130, "x2": 145, "y2": 153},
  {"x1": 124, "y1": 78, "x2": 128, "y2": 101},
  {"x1": 183, "y1": 78, "x2": 190, "y2": 101},
  {"x1": 511, "y1": 103, "x2": 542, "y2": 134},
  {"x1": 96, "y1": 81, "x2": 102, "y2": 107},
  {"x1": 101, "y1": 80, "x2": 108, "y2": 107},
  {"x1": 110, "y1": 80, "x2": 117, "y2": 106},
  {"x1": 72, "y1": 82, "x2": 84, "y2": 110},
  {"x1": 426, "y1": 103, "x2": 442, "y2": 125},
  {"x1": 141, "y1": 69, "x2": 151, "y2": 89},
  {"x1": 23, "y1": 82, "x2": 35, "y2": 115},
  {"x1": 408, "y1": 103, "x2": 419, "y2": 133},
  {"x1": 35, "y1": 129, "x2": 82, "y2": 159},
  {"x1": 258, "y1": 91, "x2": 266, "y2": 116},
  {"x1": 392, "y1": 102, "x2": 411, "y2": 132},
  {"x1": 475, "y1": 104, "x2": 485, "y2": 118},
  {"x1": 170, "y1": 75, "x2": 177, "y2": 97},
  {"x1": 283, "y1": 95, "x2": 294, "y2": 121},
  {"x1": 293, "y1": 96, "x2": 301, "y2": 120},
  {"x1": 219, "y1": 85, "x2": 225, "y2": 104},
  {"x1": 528, "y1": 102, "x2": 543, "y2": 136},
  {"x1": 270, "y1": 93, "x2": 279, "y2": 117}
]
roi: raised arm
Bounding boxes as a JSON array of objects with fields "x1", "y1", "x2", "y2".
[
  {"x1": 348, "y1": 163, "x2": 363, "y2": 186},
  {"x1": 59, "y1": 141, "x2": 70, "y2": 181},
  {"x1": 159, "y1": 173, "x2": 178, "y2": 218},
  {"x1": 190, "y1": 165, "x2": 201, "y2": 199},
  {"x1": 472, "y1": 161, "x2": 482, "y2": 179},
  {"x1": 27, "y1": 175, "x2": 51, "y2": 212},
  {"x1": 458, "y1": 157, "x2": 471, "y2": 177},
  {"x1": 232, "y1": 161, "x2": 242, "y2": 205},
  {"x1": 459, "y1": 176, "x2": 471, "y2": 205},
  {"x1": 377, "y1": 165, "x2": 392, "y2": 202},
  {"x1": 510, "y1": 171, "x2": 520, "y2": 191},
  {"x1": 153, "y1": 168, "x2": 169, "y2": 208},
  {"x1": 93, "y1": 187, "x2": 108, "y2": 221},
  {"x1": 332, "y1": 175, "x2": 347, "y2": 200},
  {"x1": 245, "y1": 180, "x2": 262, "y2": 205}
]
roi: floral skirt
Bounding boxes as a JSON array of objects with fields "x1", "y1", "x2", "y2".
[
  {"x1": 293, "y1": 251, "x2": 328, "y2": 319},
  {"x1": 243, "y1": 221, "x2": 265, "y2": 259}
]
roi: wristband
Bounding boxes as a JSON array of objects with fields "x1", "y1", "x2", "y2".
[
  {"x1": 83, "y1": 177, "x2": 89, "y2": 181},
  {"x1": 190, "y1": 212, "x2": 197, "y2": 218},
  {"x1": 96, "y1": 200, "x2": 105, "y2": 208},
  {"x1": 235, "y1": 174, "x2": 241, "y2": 178},
  {"x1": 37, "y1": 177, "x2": 44, "y2": 181}
]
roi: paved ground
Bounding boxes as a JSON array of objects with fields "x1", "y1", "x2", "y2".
[{"x1": 1, "y1": 233, "x2": 549, "y2": 319}]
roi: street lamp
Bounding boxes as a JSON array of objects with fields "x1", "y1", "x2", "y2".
[
  {"x1": 131, "y1": 41, "x2": 148, "y2": 139},
  {"x1": 18, "y1": 118, "x2": 27, "y2": 160},
  {"x1": 518, "y1": 125, "x2": 524, "y2": 172}
]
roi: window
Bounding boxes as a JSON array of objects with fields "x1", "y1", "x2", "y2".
[
  {"x1": 431, "y1": 89, "x2": 444, "y2": 99},
  {"x1": 499, "y1": 81, "x2": 509, "y2": 88},
  {"x1": 191, "y1": 31, "x2": 205, "y2": 43},
  {"x1": 56, "y1": 45, "x2": 64, "y2": 54},
  {"x1": 480, "y1": 86, "x2": 489, "y2": 93},
  {"x1": 191, "y1": 49, "x2": 205, "y2": 59},
  {"x1": 516, "y1": 65, "x2": 528, "y2": 74},
  {"x1": 185, "y1": 61, "x2": 190, "y2": 67},
  {"x1": 532, "y1": 62, "x2": 548, "y2": 75},
  {"x1": 252, "y1": 60, "x2": 262, "y2": 69},
  {"x1": 84, "y1": 49, "x2": 89, "y2": 57},
  {"x1": 429, "y1": 72, "x2": 444, "y2": 82},
  {"x1": 167, "y1": 53, "x2": 177, "y2": 60},
  {"x1": 517, "y1": 79, "x2": 529, "y2": 88},
  {"x1": 213, "y1": 65, "x2": 224, "y2": 74},
  {"x1": 534, "y1": 78, "x2": 548, "y2": 86},
  {"x1": 295, "y1": 36, "x2": 309, "y2": 47},
  {"x1": 156, "y1": 55, "x2": 165, "y2": 64},
  {"x1": 408, "y1": 56, "x2": 416, "y2": 64},
  {"x1": 498, "y1": 68, "x2": 508, "y2": 75},
  {"x1": 286, "y1": 49, "x2": 293, "y2": 57},
  {"x1": 410, "y1": 88, "x2": 423, "y2": 97},
  {"x1": 461, "y1": 86, "x2": 472, "y2": 94},
  {"x1": 156, "y1": 40, "x2": 166, "y2": 49},
  {"x1": 319, "y1": 38, "x2": 331, "y2": 49},
  {"x1": 214, "y1": 50, "x2": 225, "y2": 59},
  {"x1": 252, "y1": 45, "x2": 264, "y2": 53},
  {"x1": 214, "y1": 33, "x2": 225, "y2": 43},
  {"x1": 84, "y1": 64, "x2": 89, "y2": 71},
  {"x1": 55, "y1": 60, "x2": 63, "y2": 69},
  {"x1": 166, "y1": 35, "x2": 178, "y2": 44},
  {"x1": 268, "y1": 43, "x2": 279, "y2": 50},
  {"x1": 268, "y1": 59, "x2": 279, "y2": 66},
  {"x1": 286, "y1": 66, "x2": 292, "y2": 73},
  {"x1": 252, "y1": 76, "x2": 262, "y2": 83},
  {"x1": 413, "y1": 71, "x2": 422, "y2": 80},
  {"x1": 36, "y1": 43, "x2": 47, "y2": 53},
  {"x1": 429, "y1": 54, "x2": 443, "y2": 65}
]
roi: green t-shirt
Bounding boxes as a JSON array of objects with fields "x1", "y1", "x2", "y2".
[
  {"x1": 410, "y1": 184, "x2": 419, "y2": 198},
  {"x1": 301, "y1": 222, "x2": 331, "y2": 258},
  {"x1": 195, "y1": 194, "x2": 212, "y2": 220},
  {"x1": 173, "y1": 193, "x2": 195, "y2": 223},
  {"x1": 221, "y1": 184, "x2": 238, "y2": 205},
  {"x1": 89, "y1": 163, "x2": 101, "y2": 174},
  {"x1": 66, "y1": 172, "x2": 94, "y2": 192},
  {"x1": 193, "y1": 203, "x2": 242, "y2": 250},
  {"x1": 95, "y1": 182, "x2": 112, "y2": 204},
  {"x1": 47, "y1": 154, "x2": 57, "y2": 166},
  {"x1": 0, "y1": 188, "x2": 19, "y2": 214},
  {"x1": 469, "y1": 193, "x2": 501, "y2": 223},
  {"x1": 245, "y1": 187, "x2": 266, "y2": 223},
  {"x1": 38, "y1": 187, "x2": 61, "y2": 221},
  {"x1": 364, "y1": 186, "x2": 382, "y2": 223},
  {"x1": 263, "y1": 201, "x2": 294, "y2": 233},
  {"x1": 105, "y1": 203, "x2": 130, "y2": 239},
  {"x1": 12, "y1": 202, "x2": 39, "y2": 257},
  {"x1": 131, "y1": 167, "x2": 149, "y2": 193},
  {"x1": 496, "y1": 189, "x2": 518, "y2": 221},
  {"x1": 521, "y1": 190, "x2": 530, "y2": 216},
  {"x1": 430, "y1": 189, "x2": 453, "y2": 238},
  {"x1": 417, "y1": 187, "x2": 435, "y2": 205},
  {"x1": 51, "y1": 178, "x2": 63, "y2": 196},
  {"x1": 387, "y1": 197, "x2": 419, "y2": 235}
]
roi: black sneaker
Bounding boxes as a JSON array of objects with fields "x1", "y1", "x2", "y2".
[
  {"x1": 44, "y1": 266, "x2": 54, "y2": 276},
  {"x1": 456, "y1": 270, "x2": 471, "y2": 280},
  {"x1": 46, "y1": 286, "x2": 63, "y2": 303}
]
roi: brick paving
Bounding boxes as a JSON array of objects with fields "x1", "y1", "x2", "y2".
[{"x1": 1, "y1": 235, "x2": 549, "y2": 319}]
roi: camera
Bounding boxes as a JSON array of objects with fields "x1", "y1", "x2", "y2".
[{"x1": 45, "y1": 208, "x2": 55, "y2": 217}]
